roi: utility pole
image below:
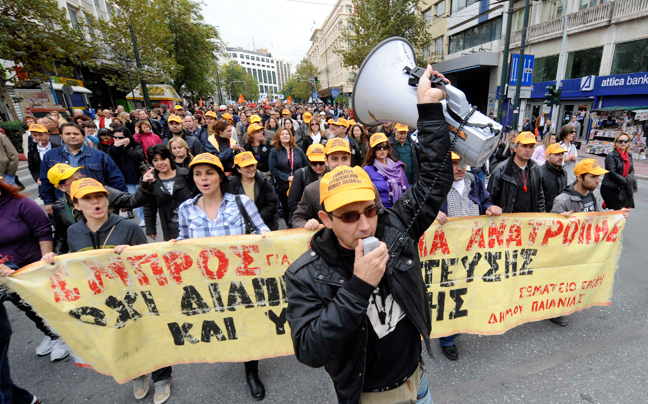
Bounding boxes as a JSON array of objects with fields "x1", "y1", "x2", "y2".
[
  {"x1": 215, "y1": 66, "x2": 223, "y2": 105},
  {"x1": 130, "y1": 25, "x2": 150, "y2": 110},
  {"x1": 497, "y1": 0, "x2": 516, "y2": 124},
  {"x1": 511, "y1": 0, "x2": 531, "y2": 129},
  {"x1": 552, "y1": 0, "x2": 569, "y2": 129}
]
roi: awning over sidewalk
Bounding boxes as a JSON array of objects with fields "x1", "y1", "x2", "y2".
[{"x1": 592, "y1": 105, "x2": 648, "y2": 112}]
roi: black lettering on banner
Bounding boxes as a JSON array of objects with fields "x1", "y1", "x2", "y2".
[
  {"x1": 519, "y1": 249, "x2": 538, "y2": 275},
  {"x1": 140, "y1": 290, "x2": 159, "y2": 315},
  {"x1": 227, "y1": 282, "x2": 255, "y2": 311},
  {"x1": 201, "y1": 320, "x2": 227, "y2": 342},
  {"x1": 266, "y1": 278, "x2": 281, "y2": 306},
  {"x1": 427, "y1": 291, "x2": 445, "y2": 321},
  {"x1": 252, "y1": 278, "x2": 268, "y2": 307},
  {"x1": 460, "y1": 252, "x2": 482, "y2": 283},
  {"x1": 440, "y1": 258, "x2": 457, "y2": 287},
  {"x1": 483, "y1": 252, "x2": 502, "y2": 282},
  {"x1": 266, "y1": 308, "x2": 287, "y2": 335},
  {"x1": 505, "y1": 250, "x2": 518, "y2": 279},
  {"x1": 68, "y1": 306, "x2": 107, "y2": 326},
  {"x1": 449, "y1": 288, "x2": 468, "y2": 319},
  {"x1": 167, "y1": 322, "x2": 200, "y2": 345},
  {"x1": 224, "y1": 317, "x2": 238, "y2": 340},
  {"x1": 181, "y1": 286, "x2": 212, "y2": 316},
  {"x1": 105, "y1": 292, "x2": 142, "y2": 328},
  {"x1": 279, "y1": 275, "x2": 288, "y2": 304},
  {"x1": 208, "y1": 283, "x2": 226, "y2": 312},
  {"x1": 424, "y1": 260, "x2": 440, "y2": 287}
]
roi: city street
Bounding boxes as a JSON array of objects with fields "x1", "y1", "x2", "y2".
[{"x1": 5, "y1": 163, "x2": 647, "y2": 404}]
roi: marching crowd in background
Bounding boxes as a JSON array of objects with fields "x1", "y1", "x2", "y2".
[{"x1": 0, "y1": 83, "x2": 636, "y2": 403}]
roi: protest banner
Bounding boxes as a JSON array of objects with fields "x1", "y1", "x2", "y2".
[{"x1": 2, "y1": 212, "x2": 624, "y2": 383}]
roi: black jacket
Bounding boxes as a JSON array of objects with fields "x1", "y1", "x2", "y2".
[
  {"x1": 162, "y1": 130, "x2": 204, "y2": 157},
  {"x1": 144, "y1": 168, "x2": 196, "y2": 240},
  {"x1": 602, "y1": 149, "x2": 634, "y2": 190},
  {"x1": 228, "y1": 172, "x2": 278, "y2": 230},
  {"x1": 347, "y1": 135, "x2": 364, "y2": 167},
  {"x1": 285, "y1": 103, "x2": 452, "y2": 404},
  {"x1": 28, "y1": 139, "x2": 61, "y2": 182},
  {"x1": 52, "y1": 181, "x2": 152, "y2": 254},
  {"x1": 287, "y1": 166, "x2": 325, "y2": 214},
  {"x1": 108, "y1": 135, "x2": 145, "y2": 185},
  {"x1": 244, "y1": 142, "x2": 272, "y2": 173},
  {"x1": 488, "y1": 155, "x2": 545, "y2": 213},
  {"x1": 389, "y1": 134, "x2": 422, "y2": 183},
  {"x1": 540, "y1": 163, "x2": 567, "y2": 212},
  {"x1": 300, "y1": 135, "x2": 327, "y2": 154}
]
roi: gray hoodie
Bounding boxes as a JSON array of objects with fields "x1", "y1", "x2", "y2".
[
  {"x1": 67, "y1": 213, "x2": 148, "y2": 253},
  {"x1": 551, "y1": 184, "x2": 604, "y2": 214}
]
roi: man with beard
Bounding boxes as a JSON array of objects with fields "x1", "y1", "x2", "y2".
[
  {"x1": 540, "y1": 143, "x2": 568, "y2": 211},
  {"x1": 162, "y1": 115, "x2": 204, "y2": 156}
]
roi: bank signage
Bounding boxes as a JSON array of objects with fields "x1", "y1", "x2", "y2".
[{"x1": 530, "y1": 72, "x2": 648, "y2": 99}]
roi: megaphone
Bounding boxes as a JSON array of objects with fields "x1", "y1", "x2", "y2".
[{"x1": 352, "y1": 37, "x2": 501, "y2": 167}]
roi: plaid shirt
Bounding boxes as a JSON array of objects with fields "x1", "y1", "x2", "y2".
[
  {"x1": 177, "y1": 193, "x2": 270, "y2": 240},
  {"x1": 446, "y1": 176, "x2": 481, "y2": 218}
]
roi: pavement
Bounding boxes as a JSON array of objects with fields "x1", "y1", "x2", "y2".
[{"x1": 5, "y1": 163, "x2": 648, "y2": 403}]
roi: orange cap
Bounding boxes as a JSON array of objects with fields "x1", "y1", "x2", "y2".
[
  {"x1": 320, "y1": 166, "x2": 376, "y2": 212},
  {"x1": 369, "y1": 133, "x2": 389, "y2": 148},
  {"x1": 574, "y1": 159, "x2": 608, "y2": 176},
  {"x1": 189, "y1": 153, "x2": 224, "y2": 172}
]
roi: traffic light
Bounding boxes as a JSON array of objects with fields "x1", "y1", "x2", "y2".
[
  {"x1": 314, "y1": 77, "x2": 319, "y2": 83},
  {"x1": 544, "y1": 85, "x2": 562, "y2": 106},
  {"x1": 297, "y1": 78, "x2": 301, "y2": 83},
  {"x1": 553, "y1": 88, "x2": 562, "y2": 105}
]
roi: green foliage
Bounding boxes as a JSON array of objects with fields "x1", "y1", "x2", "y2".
[
  {"x1": 281, "y1": 79, "x2": 297, "y2": 99},
  {"x1": 217, "y1": 61, "x2": 259, "y2": 102},
  {"x1": 0, "y1": 121, "x2": 28, "y2": 153},
  {"x1": 292, "y1": 59, "x2": 321, "y2": 100},
  {"x1": 336, "y1": 93, "x2": 351, "y2": 108},
  {"x1": 338, "y1": 0, "x2": 432, "y2": 70}
]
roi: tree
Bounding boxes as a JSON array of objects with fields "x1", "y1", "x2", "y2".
[
  {"x1": 292, "y1": 58, "x2": 321, "y2": 100},
  {"x1": 217, "y1": 61, "x2": 258, "y2": 102},
  {"x1": 337, "y1": 0, "x2": 432, "y2": 71},
  {"x1": 0, "y1": 0, "x2": 95, "y2": 118}
]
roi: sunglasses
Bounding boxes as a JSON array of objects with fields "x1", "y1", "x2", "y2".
[
  {"x1": 374, "y1": 143, "x2": 388, "y2": 151},
  {"x1": 331, "y1": 205, "x2": 379, "y2": 224},
  {"x1": 569, "y1": 131, "x2": 576, "y2": 133},
  {"x1": 310, "y1": 161, "x2": 325, "y2": 166},
  {"x1": 617, "y1": 139, "x2": 629, "y2": 144},
  {"x1": 113, "y1": 136, "x2": 125, "y2": 139}
]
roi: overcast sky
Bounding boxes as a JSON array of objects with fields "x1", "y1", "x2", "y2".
[{"x1": 202, "y1": 0, "x2": 337, "y2": 69}]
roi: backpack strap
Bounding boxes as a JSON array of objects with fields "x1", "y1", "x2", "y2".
[{"x1": 234, "y1": 195, "x2": 257, "y2": 235}]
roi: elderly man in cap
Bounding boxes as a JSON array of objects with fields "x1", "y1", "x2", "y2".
[
  {"x1": 329, "y1": 118, "x2": 363, "y2": 166},
  {"x1": 540, "y1": 143, "x2": 569, "y2": 211},
  {"x1": 286, "y1": 66, "x2": 452, "y2": 404},
  {"x1": 488, "y1": 131, "x2": 545, "y2": 213},
  {"x1": 390, "y1": 123, "x2": 421, "y2": 185},
  {"x1": 27, "y1": 124, "x2": 61, "y2": 186}
]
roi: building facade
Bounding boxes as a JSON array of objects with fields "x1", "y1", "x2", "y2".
[
  {"x1": 421, "y1": 0, "x2": 449, "y2": 64},
  {"x1": 306, "y1": 0, "x2": 355, "y2": 101},
  {"x1": 225, "y1": 47, "x2": 279, "y2": 99},
  {"x1": 276, "y1": 59, "x2": 293, "y2": 92}
]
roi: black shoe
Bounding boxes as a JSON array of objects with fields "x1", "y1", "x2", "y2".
[
  {"x1": 440, "y1": 344, "x2": 459, "y2": 361},
  {"x1": 246, "y1": 371, "x2": 265, "y2": 401},
  {"x1": 550, "y1": 316, "x2": 568, "y2": 326},
  {"x1": 127, "y1": 211, "x2": 135, "y2": 219}
]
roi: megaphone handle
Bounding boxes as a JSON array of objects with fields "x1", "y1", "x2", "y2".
[{"x1": 405, "y1": 66, "x2": 445, "y2": 89}]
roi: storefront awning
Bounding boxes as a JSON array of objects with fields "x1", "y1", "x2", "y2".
[
  {"x1": 126, "y1": 84, "x2": 182, "y2": 101},
  {"x1": 51, "y1": 83, "x2": 92, "y2": 94},
  {"x1": 592, "y1": 105, "x2": 648, "y2": 112},
  {"x1": 433, "y1": 52, "x2": 500, "y2": 75}
]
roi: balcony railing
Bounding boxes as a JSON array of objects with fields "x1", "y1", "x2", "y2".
[{"x1": 507, "y1": 0, "x2": 648, "y2": 47}]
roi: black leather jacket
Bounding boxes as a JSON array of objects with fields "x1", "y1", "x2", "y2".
[
  {"x1": 602, "y1": 149, "x2": 634, "y2": 189},
  {"x1": 143, "y1": 168, "x2": 196, "y2": 240},
  {"x1": 285, "y1": 103, "x2": 452, "y2": 404},
  {"x1": 488, "y1": 155, "x2": 545, "y2": 213}
]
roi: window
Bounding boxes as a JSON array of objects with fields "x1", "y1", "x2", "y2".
[
  {"x1": 94, "y1": 0, "x2": 101, "y2": 8},
  {"x1": 436, "y1": 0, "x2": 446, "y2": 15},
  {"x1": 531, "y1": 55, "x2": 559, "y2": 82},
  {"x1": 262, "y1": 70, "x2": 268, "y2": 83},
  {"x1": 423, "y1": 7, "x2": 432, "y2": 22},
  {"x1": 611, "y1": 38, "x2": 648, "y2": 75},
  {"x1": 565, "y1": 47, "x2": 603, "y2": 79},
  {"x1": 253, "y1": 69, "x2": 258, "y2": 80},
  {"x1": 85, "y1": 16, "x2": 94, "y2": 36},
  {"x1": 434, "y1": 37, "x2": 444, "y2": 56},
  {"x1": 511, "y1": 6, "x2": 533, "y2": 32},
  {"x1": 245, "y1": 54, "x2": 250, "y2": 59},
  {"x1": 67, "y1": 6, "x2": 79, "y2": 29},
  {"x1": 580, "y1": 0, "x2": 607, "y2": 10},
  {"x1": 448, "y1": 17, "x2": 501, "y2": 54},
  {"x1": 346, "y1": 5, "x2": 353, "y2": 13},
  {"x1": 541, "y1": 0, "x2": 563, "y2": 23},
  {"x1": 272, "y1": 71, "x2": 277, "y2": 84},
  {"x1": 232, "y1": 53, "x2": 237, "y2": 58},
  {"x1": 105, "y1": 1, "x2": 112, "y2": 15},
  {"x1": 451, "y1": 0, "x2": 478, "y2": 14},
  {"x1": 422, "y1": 43, "x2": 431, "y2": 58},
  {"x1": 246, "y1": 67, "x2": 251, "y2": 74},
  {"x1": 256, "y1": 56, "x2": 260, "y2": 61}
]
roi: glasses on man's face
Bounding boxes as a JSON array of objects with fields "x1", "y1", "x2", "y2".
[
  {"x1": 617, "y1": 139, "x2": 630, "y2": 144},
  {"x1": 331, "y1": 205, "x2": 379, "y2": 224},
  {"x1": 374, "y1": 143, "x2": 388, "y2": 151},
  {"x1": 310, "y1": 161, "x2": 325, "y2": 167}
]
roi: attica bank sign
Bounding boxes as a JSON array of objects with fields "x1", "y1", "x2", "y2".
[{"x1": 530, "y1": 71, "x2": 648, "y2": 99}]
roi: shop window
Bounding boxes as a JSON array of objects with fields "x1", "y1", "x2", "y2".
[
  {"x1": 610, "y1": 38, "x2": 648, "y2": 75},
  {"x1": 532, "y1": 54, "x2": 559, "y2": 82},
  {"x1": 565, "y1": 47, "x2": 603, "y2": 79}
]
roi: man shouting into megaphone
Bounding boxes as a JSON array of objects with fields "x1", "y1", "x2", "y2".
[{"x1": 286, "y1": 65, "x2": 453, "y2": 404}]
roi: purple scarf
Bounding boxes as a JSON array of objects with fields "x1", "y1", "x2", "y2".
[{"x1": 374, "y1": 158, "x2": 409, "y2": 203}]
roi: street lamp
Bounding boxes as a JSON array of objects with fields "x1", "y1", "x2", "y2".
[
  {"x1": 118, "y1": 57, "x2": 135, "y2": 110},
  {"x1": 228, "y1": 80, "x2": 243, "y2": 101},
  {"x1": 552, "y1": 0, "x2": 568, "y2": 127}
]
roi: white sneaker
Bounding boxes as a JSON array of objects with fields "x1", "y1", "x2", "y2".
[
  {"x1": 153, "y1": 378, "x2": 171, "y2": 404},
  {"x1": 133, "y1": 375, "x2": 150, "y2": 400},
  {"x1": 36, "y1": 336, "x2": 55, "y2": 356},
  {"x1": 49, "y1": 339, "x2": 70, "y2": 361},
  {"x1": 139, "y1": 220, "x2": 146, "y2": 227}
]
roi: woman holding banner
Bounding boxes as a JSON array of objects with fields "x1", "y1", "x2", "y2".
[
  {"x1": 175, "y1": 153, "x2": 270, "y2": 401},
  {"x1": 42, "y1": 178, "x2": 173, "y2": 404}
]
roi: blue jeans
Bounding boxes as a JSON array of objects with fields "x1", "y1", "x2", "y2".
[
  {"x1": 1, "y1": 174, "x2": 15, "y2": 186},
  {"x1": 126, "y1": 183, "x2": 144, "y2": 222},
  {"x1": 417, "y1": 370, "x2": 433, "y2": 403},
  {"x1": 439, "y1": 334, "x2": 456, "y2": 347}
]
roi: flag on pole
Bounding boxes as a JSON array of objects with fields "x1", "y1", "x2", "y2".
[
  {"x1": 287, "y1": 96, "x2": 292, "y2": 105},
  {"x1": 238, "y1": 94, "x2": 245, "y2": 103},
  {"x1": 199, "y1": 98, "x2": 203, "y2": 107}
]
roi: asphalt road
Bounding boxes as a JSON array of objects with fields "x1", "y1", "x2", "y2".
[{"x1": 6, "y1": 164, "x2": 647, "y2": 404}]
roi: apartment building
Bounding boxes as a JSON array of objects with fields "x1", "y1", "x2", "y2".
[
  {"x1": 421, "y1": 0, "x2": 450, "y2": 64},
  {"x1": 275, "y1": 59, "x2": 293, "y2": 92},
  {"x1": 225, "y1": 47, "x2": 279, "y2": 99}
]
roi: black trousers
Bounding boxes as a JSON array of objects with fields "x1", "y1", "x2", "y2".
[{"x1": 0, "y1": 338, "x2": 34, "y2": 403}]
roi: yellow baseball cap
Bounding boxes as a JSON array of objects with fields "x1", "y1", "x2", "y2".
[
  {"x1": 189, "y1": 153, "x2": 224, "y2": 172},
  {"x1": 234, "y1": 151, "x2": 258, "y2": 167},
  {"x1": 394, "y1": 123, "x2": 409, "y2": 132},
  {"x1": 451, "y1": 152, "x2": 461, "y2": 160},
  {"x1": 331, "y1": 118, "x2": 349, "y2": 128},
  {"x1": 168, "y1": 115, "x2": 183, "y2": 124},
  {"x1": 369, "y1": 133, "x2": 389, "y2": 148},
  {"x1": 250, "y1": 115, "x2": 262, "y2": 124},
  {"x1": 303, "y1": 112, "x2": 313, "y2": 124},
  {"x1": 320, "y1": 166, "x2": 376, "y2": 212},
  {"x1": 174, "y1": 105, "x2": 183, "y2": 110},
  {"x1": 47, "y1": 163, "x2": 84, "y2": 187},
  {"x1": 574, "y1": 159, "x2": 608, "y2": 176},
  {"x1": 204, "y1": 111, "x2": 218, "y2": 119},
  {"x1": 222, "y1": 113, "x2": 233, "y2": 122},
  {"x1": 247, "y1": 123, "x2": 264, "y2": 135},
  {"x1": 306, "y1": 143, "x2": 326, "y2": 162},
  {"x1": 327, "y1": 119, "x2": 335, "y2": 125},
  {"x1": 516, "y1": 131, "x2": 537, "y2": 145},
  {"x1": 282, "y1": 109, "x2": 291, "y2": 115},
  {"x1": 70, "y1": 178, "x2": 108, "y2": 200},
  {"x1": 347, "y1": 119, "x2": 357, "y2": 126},
  {"x1": 545, "y1": 143, "x2": 568, "y2": 155},
  {"x1": 325, "y1": 137, "x2": 351, "y2": 155},
  {"x1": 29, "y1": 124, "x2": 48, "y2": 133}
]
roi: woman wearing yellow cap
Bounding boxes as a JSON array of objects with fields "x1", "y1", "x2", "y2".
[
  {"x1": 244, "y1": 123, "x2": 271, "y2": 175},
  {"x1": 362, "y1": 133, "x2": 409, "y2": 208},
  {"x1": 301, "y1": 117, "x2": 327, "y2": 154},
  {"x1": 175, "y1": 153, "x2": 270, "y2": 400},
  {"x1": 206, "y1": 120, "x2": 244, "y2": 174}
]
